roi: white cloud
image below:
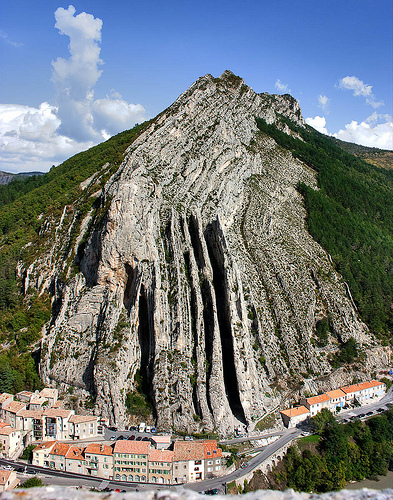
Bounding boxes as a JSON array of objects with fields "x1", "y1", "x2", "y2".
[
  {"x1": 318, "y1": 95, "x2": 329, "y2": 111},
  {"x1": 0, "y1": 30, "x2": 23, "y2": 47},
  {"x1": 305, "y1": 116, "x2": 328, "y2": 135},
  {"x1": 0, "y1": 103, "x2": 93, "y2": 172},
  {"x1": 275, "y1": 79, "x2": 291, "y2": 93},
  {"x1": 0, "y1": 5, "x2": 147, "y2": 173},
  {"x1": 334, "y1": 113, "x2": 393, "y2": 150},
  {"x1": 338, "y1": 76, "x2": 384, "y2": 108},
  {"x1": 92, "y1": 92, "x2": 146, "y2": 138}
]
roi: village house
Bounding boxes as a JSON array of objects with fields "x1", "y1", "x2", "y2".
[
  {"x1": 0, "y1": 421, "x2": 23, "y2": 459},
  {"x1": 113, "y1": 440, "x2": 150, "y2": 483},
  {"x1": 68, "y1": 414, "x2": 100, "y2": 439},
  {"x1": 0, "y1": 394, "x2": 14, "y2": 413},
  {"x1": 42, "y1": 408, "x2": 74, "y2": 441},
  {"x1": 326, "y1": 389, "x2": 346, "y2": 413},
  {"x1": 148, "y1": 448, "x2": 173, "y2": 484},
  {"x1": 32, "y1": 440, "x2": 57, "y2": 467},
  {"x1": 84, "y1": 443, "x2": 113, "y2": 479},
  {"x1": 1, "y1": 401, "x2": 26, "y2": 428},
  {"x1": 203, "y1": 440, "x2": 222, "y2": 478},
  {"x1": 0, "y1": 470, "x2": 19, "y2": 492},
  {"x1": 173, "y1": 441, "x2": 205, "y2": 483},
  {"x1": 65, "y1": 445, "x2": 85, "y2": 475},
  {"x1": 280, "y1": 405, "x2": 310, "y2": 428},
  {"x1": 300, "y1": 394, "x2": 331, "y2": 417}
]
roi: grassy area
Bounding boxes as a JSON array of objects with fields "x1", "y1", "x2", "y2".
[{"x1": 255, "y1": 413, "x2": 277, "y2": 431}]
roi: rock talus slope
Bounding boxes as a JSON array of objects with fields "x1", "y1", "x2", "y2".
[{"x1": 38, "y1": 71, "x2": 388, "y2": 433}]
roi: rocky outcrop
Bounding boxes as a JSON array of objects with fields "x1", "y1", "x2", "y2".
[{"x1": 28, "y1": 71, "x2": 388, "y2": 433}]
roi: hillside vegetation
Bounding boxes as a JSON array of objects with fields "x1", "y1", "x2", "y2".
[
  {"x1": 256, "y1": 117, "x2": 393, "y2": 340},
  {"x1": 0, "y1": 122, "x2": 149, "y2": 391}
]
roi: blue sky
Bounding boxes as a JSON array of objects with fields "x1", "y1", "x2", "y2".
[{"x1": 1, "y1": 0, "x2": 392, "y2": 173}]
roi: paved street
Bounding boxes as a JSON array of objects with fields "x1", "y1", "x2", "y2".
[{"x1": 1, "y1": 387, "x2": 391, "y2": 493}]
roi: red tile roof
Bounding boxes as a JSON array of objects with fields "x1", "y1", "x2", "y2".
[
  {"x1": 280, "y1": 406, "x2": 310, "y2": 418},
  {"x1": 203, "y1": 440, "x2": 222, "y2": 459},
  {"x1": 69, "y1": 414, "x2": 97, "y2": 423},
  {"x1": 66, "y1": 446, "x2": 84, "y2": 461},
  {"x1": 51, "y1": 443, "x2": 72, "y2": 457},
  {"x1": 43, "y1": 408, "x2": 73, "y2": 418},
  {"x1": 3, "y1": 401, "x2": 26, "y2": 414},
  {"x1": 113, "y1": 440, "x2": 150, "y2": 455},
  {"x1": 85, "y1": 443, "x2": 113, "y2": 456},
  {"x1": 149, "y1": 449, "x2": 174, "y2": 463},
  {"x1": 306, "y1": 394, "x2": 331, "y2": 405},
  {"x1": 173, "y1": 441, "x2": 204, "y2": 461},
  {"x1": 0, "y1": 470, "x2": 12, "y2": 484},
  {"x1": 33, "y1": 441, "x2": 57, "y2": 452},
  {"x1": 326, "y1": 389, "x2": 346, "y2": 399},
  {"x1": 340, "y1": 383, "x2": 361, "y2": 394}
]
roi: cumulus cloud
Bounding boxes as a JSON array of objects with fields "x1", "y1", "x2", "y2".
[
  {"x1": 305, "y1": 116, "x2": 328, "y2": 135},
  {"x1": 0, "y1": 5, "x2": 147, "y2": 173},
  {"x1": 275, "y1": 79, "x2": 291, "y2": 93},
  {"x1": 318, "y1": 95, "x2": 329, "y2": 111},
  {"x1": 334, "y1": 113, "x2": 393, "y2": 150},
  {"x1": 0, "y1": 103, "x2": 93, "y2": 172},
  {"x1": 339, "y1": 76, "x2": 384, "y2": 108}
]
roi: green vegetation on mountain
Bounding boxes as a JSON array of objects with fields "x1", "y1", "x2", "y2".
[
  {"x1": 0, "y1": 122, "x2": 149, "y2": 392},
  {"x1": 256, "y1": 117, "x2": 393, "y2": 340}
]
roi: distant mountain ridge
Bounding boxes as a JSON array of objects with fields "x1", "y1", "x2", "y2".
[{"x1": 0, "y1": 170, "x2": 44, "y2": 185}]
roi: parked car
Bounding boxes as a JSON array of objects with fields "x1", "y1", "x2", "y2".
[
  {"x1": 108, "y1": 426, "x2": 117, "y2": 431},
  {"x1": 151, "y1": 427, "x2": 156, "y2": 433},
  {"x1": 110, "y1": 435, "x2": 116, "y2": 440},
  {"x1": 145, "y1": 426, "x2": 151, "y2": 433},
  {"x1": 128, "y1": 435, "x2": 135, "y2": 440},
  {"x1": 116, "y1": 435, "x2": 125, "y2": 440},
  {"x1": 2, "y1": 466, "x2": 14, "y2": 471},
  {"x1": 241, "y1": 462, "x2": 249, "y2": 469},
  {"x1": 136, "y1": 436, "x2": 142, "y2": 441},
  {"x1": 366, "y1": 411, "x2": 373, "y2": 416}
]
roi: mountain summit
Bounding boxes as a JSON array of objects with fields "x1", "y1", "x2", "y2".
[{"x1": 6, "y1": 71, "x2": 390, "y2": 433}]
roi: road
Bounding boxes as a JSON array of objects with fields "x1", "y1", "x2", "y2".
[{"x1": 2, "y1": 388, "x2": 391, "y2": 493}]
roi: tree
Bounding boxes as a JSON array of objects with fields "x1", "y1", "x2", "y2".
[
  {"x1": 19, "y1": 476, "x2": 43, "y2": 488},
  {"x1": 311, "y1": 409, "x2": 335, "y2": 434}
]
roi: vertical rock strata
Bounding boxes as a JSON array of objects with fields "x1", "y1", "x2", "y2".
[{"x1": 38, "y1": 71, "x2": 386, "y2": 433}]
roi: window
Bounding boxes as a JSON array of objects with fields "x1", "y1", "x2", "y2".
[
  {"x1": 207, "y1": 467, "x2": 213, "y2": 472},
  {"x1": 206, "y1": 451, "x2": 211, "y2": 455},
  {"x1": 207, "y1": 460, "x2": 213, "y2": 465}
]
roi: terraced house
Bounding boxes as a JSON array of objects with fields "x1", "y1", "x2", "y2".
[
  {"x1": 113, "y1": 440, "x2": 150, "y2": 483},
  {"x1": 84, "y1": 443, "x2": 113, "y2": 479},
  {"x1": 148, "y1": 449, "x2": 173, "y2": 484}
]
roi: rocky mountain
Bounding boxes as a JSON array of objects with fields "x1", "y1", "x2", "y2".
[
  {"x1": 0, "y1": 170, "x2": 44, "y2": 185},
  {"x1": 1, "y1": 71, "x2": 391, "y2": 435}
]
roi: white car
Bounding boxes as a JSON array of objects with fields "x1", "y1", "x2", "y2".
[{"x1": 145, "y1": 426, "x2": 151, "y2": 433}]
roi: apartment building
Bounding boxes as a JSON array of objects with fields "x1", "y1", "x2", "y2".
[
  {"x1": 173, "y1": 441, "x2": 206, "y2": 483},
  {"x1": 32, "y1": 441, "x2": 57, "y2": 467},
  {"x1": 65, "y1": 445, "x2": 86, "y2": 475},
  {"x1": 113, "y1": 440, "x2": 150, "y2": 482},
  {"x1": 148, "y1": 449, "x2": 173, "y2": 484},
  {"x1": 84, "y1": 443, "x2": 113, "y2": 479},
  {"x1": 69, "y1": 415, "x2": 100, "y2": 439},
  {"x1": 0, "y1": 422, "x2": 23, "y2": 459}
]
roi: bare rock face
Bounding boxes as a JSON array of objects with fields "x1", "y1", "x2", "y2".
[{"x1": 35, "y1": 71, "x2": 388, "y2": 433}]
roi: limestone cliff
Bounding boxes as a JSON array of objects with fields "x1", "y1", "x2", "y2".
[{"x1": 25, "y1": 71, "x2": 388, "y2": 433}]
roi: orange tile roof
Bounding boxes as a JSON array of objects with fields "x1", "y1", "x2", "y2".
[
  {"x1": 0, "y1": 394, "x2": 13, "y2": 405},
  {"x1": 43, "y1": 408, "x2": 73, "y2": 418},
  {"x1": 66, "y1": 446, "x2": 84, "y2": 461},
  {"x1": 0, "y1": 427, "x2": 15, "y2": 436},
  {"x1": 340, "y1": 383, "x2": 361, "y2": 394},
  {"x1": 203, "y1": 440, "x2": 222, "y2": 459},
  {"x1": 0, "y1": 422, "x2": 10, "y2": 429},
  {"x1": 40, "y1": 388, "x2": 58, "y2": 398},
  {"x1": 280, "y1": 406, "x2": 310, "y2": 418},
  {"x1": 306, "y1": 394, "x2": 331, "y2": 405},
  {"x1": 326, "y1": 389, "x2": 346, "y2": 399},
  {"x1": 113, "y1": 440, "x2": 150, "y2": 455},
  {"x1": 173, "y1": 441, "x2": 204, "y2": 461},
  {"x1": 0, "y1": 470, "x2": 11, "y2": 484},
  {"x1": 85, "y1": 443, "x2": 113, "y2": 456},
  {"x1": 4, "y1": 401, "x2": 26, "y2": 414},
  {"x1": 69, "y1": 414, "x2": 97, "y2": 423},
  {"x1": 18, "y1": 409, "x2": 44, "y2": 418},
  {"x1": 149, "y1": 449, "x2": 174, "y2": 463},
  {"x1": 33, "y1": 441, "x2": 57, "y2": 452},
  {"x1": 51, "y1": 443, "x2": 72, "y2": 457}
]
